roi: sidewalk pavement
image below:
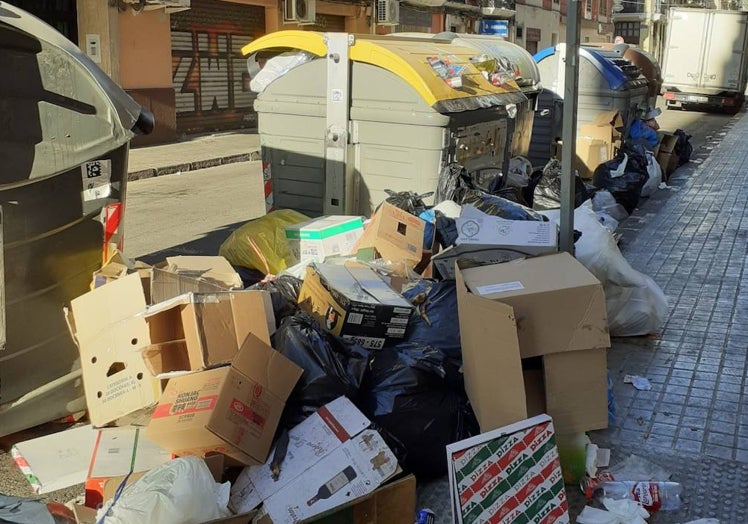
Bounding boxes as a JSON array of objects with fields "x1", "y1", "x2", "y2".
[
  {"x1": 127, "y1": 131, "x2": 260, "y2": 181},
  {"x1": 420, "y1": 111, "x2": 748, "y2": 522}
]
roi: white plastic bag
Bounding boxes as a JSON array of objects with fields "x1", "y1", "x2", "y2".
[
  {"x1": 592, "y1": 190, "x2": 629, "y2": 222},
  {"x1": 506, "y1": 156, "x2": 533, "y2": 188},
  {"x1": 596, "y1": 212, "x2": 619, "y2": 233},
  {"x1": 577, "y1": 498, "x2": 650, "y2": 524},
  {"x1": 640, "y1": 152, "x2": 662, "y2": 198},
  {"x1": 541, "y1": 203, "x2": 668, "y2": 336},
  {"x1": 249, "y1": 52, "x2": 315, "y2": 93},
  {"x1": 97, "y1": 457, "x2": 231, "y2": 524}
]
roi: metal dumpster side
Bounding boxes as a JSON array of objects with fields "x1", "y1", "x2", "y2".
[
  {"x1": 0, "y1": 4, "x2": 151, "y2": 436},
  {"x1": 243, "y1": 31, "x2": 528, "y2": 217}
]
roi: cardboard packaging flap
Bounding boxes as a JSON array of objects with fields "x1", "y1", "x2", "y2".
[
  {"x1": 166, "y1": 256, "x2": 243, "y2": 289},
  {"x1": 69, "y1": 273, "x2": 160, "y2": 427},
  {"x1": 143, "y1": 291, "x2": 275, "y2": 377},
  {"x1": 228, "y1": 333, "x2": 304, "y2": 399},
  {"x1": 313, "y1": 265, "x2": 412, "y2": 307},
  {"x1": 458, "y1": 252, "x2": 610, "y2": 357},
  {"x1": 455, "y1": 265, "x2": 527, "y2": 431},
  {"x1": 354, "y1": 202, "x2": 425, "y2": 264},
  {"x1": 591, "y1": 109, "x2": 623, "y2": 129},
  {"x1": 151, "y1": 256, "x2": 242, "y2": 304}
]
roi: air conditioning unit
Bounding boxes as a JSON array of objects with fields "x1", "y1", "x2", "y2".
[
  {"x1": 377, "y1": 0, "x2": 400, "y2": 25},
  {"x1": 284, "y1": 0, "x2": 316, "y2": 24}
]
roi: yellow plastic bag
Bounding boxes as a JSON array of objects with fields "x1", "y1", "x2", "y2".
[{"x1": 219, "y1": 209, "x2": 309, "y2": 275}]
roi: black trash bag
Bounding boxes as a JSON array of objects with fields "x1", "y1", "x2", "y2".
[
  {"x1": 522, "y1": 168, "x2": 544, "y2": 208},
  {"x1": 248, "y1": 275, "x2": 303, "y2": 327},
  {"x1": 400, "y1": 280, "x2": 461, "y2": 361},
  {"x1": 454, "y1": 187, "x2": 548, "y2": 221},
  {"x1": 435, "y1": 163, "x2": 469, "y2": 203},
  {"x1": 434, "y1": 212, "x2": 458, "y2": 249},
  {"x1": 674, "y1": 129, "x2": 693, "y2": 167},
  {"x1": 379, "y1": 189, "x2": 433, "y2": 216},
  {"x1": 233, "y1": 266, "x2": 265, "y2": 288},
  {"x1": 592, "y1": 145, "x2": 649, "y2": 214},
  {"x1": 532, "y1": 158, "x2": 592, "y2": 211},
  {"x1": 359, "y1": 346, "x2": 479, "y2": 478},
  {"x1": 272, "y1": 312, "x2": 371, "y2": 427}
]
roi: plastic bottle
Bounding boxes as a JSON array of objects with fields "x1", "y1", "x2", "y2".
[
  {"x1": 556, "y1": 433, "x2": 589, "y2": 484},
  {"x1": 594, "y1": 481, "x2": 682, "y2": 512}
]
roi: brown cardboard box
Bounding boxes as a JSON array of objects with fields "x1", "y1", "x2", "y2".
[
  {"x1": 579, "y1": 110, "x2": 624, "y2": 159},
  {"x1": 145, "y1": 334, "x2": 302, "y2": 465},
  {"x1": 656, "y1": 132, "x2": 680, "y2": 179},
  {"x1": 143, "y1": 291, "x2": 274, "y2": 377},
  {"x1": 68, "y1": 273, "x2": 162, "y2": 428},
  {"x1": 459, "y1": 253, "x2": 610, "y2": 358},
  {"x1": 298, "y1": 264, "x2": 413, "y2": 350},
  {"x1": 151, "y1": 256, "x2": 243, "y2": 304},
  {"x1": 353, "y1": 202, "x2": 425, "y2": 267},
  {"x1": 575, "y1": 137, "x2": 609, "y2": 179},
  {"x1": 455, "y1": 257, "x2": 609, "y2": 434}
]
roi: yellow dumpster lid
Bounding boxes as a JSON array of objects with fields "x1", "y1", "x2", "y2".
[{"x1": 242, "y1": 31, "x2": 527, "y2": 113}]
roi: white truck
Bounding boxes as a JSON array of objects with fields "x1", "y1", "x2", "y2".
[{"x1": 661, "y1": 8, "x2": 748, "y2": 113}]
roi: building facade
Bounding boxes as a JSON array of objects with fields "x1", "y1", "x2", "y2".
[{"x1": 12, "y1": 0, "x2": 614, "y2": 144}]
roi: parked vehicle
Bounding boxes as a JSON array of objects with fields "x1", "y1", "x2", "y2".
[
  {"x1": 661, "y1": 7, "x2": 748, "y2": 113},
  {"x1": 0, "y1": 4, "x2": 152, "y2": 437}
]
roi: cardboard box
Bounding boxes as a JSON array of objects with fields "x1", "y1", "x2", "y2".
[
  {"x1": 84, "y1": 426, "x2": 171, "y2": 508},
  {"x1": 11, "y1": 425, "x2": 97, "y2": 495},
  {"x1": 285, "y1": 216, "x2": 364, "y2": 264},
  {"x1": 575, "y1": 136, "x2": 609, "y2": 179},
  {"x1": 68, "y1": 273, "x2": 162, "y2": 427},
  {"x1": 145, "y1": 334, "x2": 302, "y2": 466},
  {"x1": 446, "y1": 414, "x2": 569, "y2": 524},
  {"x1": 579, "y1": 110, "x2": 624, "y2": 159},
  {"x1": 432, "y1": 206, "x2": 558, "y2": 280},
  {"x1": 458, "y1": 253, "x2": 609, "y2": 358},
  {"x1": 455, "y1": 256, "x2": 609, "y2": 434},
  {"x1": 151, "y1": 256, "x2": 242, "y2": 304},
  {"x1": 229, "y1": 397, "x2": 399, "y2": 524},
  {"x1": 353, "y1": 202, "x2": 425, "y2": 267},
  {"x1": 298, "y1": 264, "x2": 414, "y2": 350},
  {"x1": 303, "y1": 475, "x2": 416, "y2": 524},
  {"x1": 656, "y1": 132, "x2": 680, "y2": 179},
  {"x1": 142, "y1": 290, "x2": 274, "y2": 377}
]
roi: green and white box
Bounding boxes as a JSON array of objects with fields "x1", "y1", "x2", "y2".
[
  {"x1": 447, "y1": 414, "x2": 569, "y2": 524},
  {"x1": 284, "y1": 216, "x2": 364, "y2": 264}
]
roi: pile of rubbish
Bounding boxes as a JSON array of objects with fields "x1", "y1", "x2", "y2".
[{"x1": 5, "y1": 107, "x2": 696, "y2": 523}]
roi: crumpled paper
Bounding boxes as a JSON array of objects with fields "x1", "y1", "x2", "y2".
[{"x1": 577, "y1": 498, "x2": 650, "y2": 524}]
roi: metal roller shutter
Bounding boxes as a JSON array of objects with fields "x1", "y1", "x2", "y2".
[
  {"x1": 171, "y1": 0, "x2": 265, "y2": 134},
  {"x1": 398, "y1": 5, "x2": 432, "y2": 32}
]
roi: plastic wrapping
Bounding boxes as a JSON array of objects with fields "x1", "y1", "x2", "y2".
[
  {"x1": 0, "y1": 495, "x2": 61, "y2": 524},
  {"x1": 593, "y1": 146, "x2": 649, "y2": 214},
  {"x1": 219, "y1": 209, "x2": 308, "y2": 275},
  {"x1": 359, "y1": 347, "x2": 478, "y2": 479},
  {"x1": 541, "y1": 204, "x2": 668, "y2": 336},
  {"x1": 506, "y1": 156, "x2": 533, "y2": 189},
  {"x1": 96, "y1": 457, "x2": 230, "y2": 524},
  {"x1": 380, "y1": 189, "x2": 432, "y2": 216},
  {"x1": 592, "y1": 190, "x2": 630, "y2": 222},
  {"x1": 454, "y1": 187, "x2": 547, "y2": 221},
  {"x1": 249, "y1": 52, "x2": 316, "y2": 93},
  {"x1": 272, "y1": 312, "x2": 371, "y2": 427},
  {"x1": 532, "y1": 158, "x2": 592, "y2": 211}
]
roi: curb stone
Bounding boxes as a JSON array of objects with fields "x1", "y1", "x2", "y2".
[{"x1": 127, "y1": 149, "x2": 261, "y2": 182}]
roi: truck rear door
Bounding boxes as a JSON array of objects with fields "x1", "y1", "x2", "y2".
[{"x1": 702, "y1": 11, "x2": 748, "y2": 92}]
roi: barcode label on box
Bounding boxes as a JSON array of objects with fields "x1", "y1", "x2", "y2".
[
  {"x1": 347, "y1": 313, "x2": 364, "y2": 325},
  {"x1": 476, "y1": 281, "x2": 524, "y2": 295},
  {"x1": 343, "y1": 335, "x2": 384, "y2": 350},
  {"x1": 390, "y1": 317, "x2": 409, "y2": 325},
  {"x1": 387, "y1": 327, "x2": 406, "y2": 336}
]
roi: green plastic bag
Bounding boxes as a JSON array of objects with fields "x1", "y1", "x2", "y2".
[{"x1": 219, "y1": 209, "x2": 309, "y2": 275}]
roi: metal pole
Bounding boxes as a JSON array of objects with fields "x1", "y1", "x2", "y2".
[{"x1": 560, "y1": 0, "x2": 582, "y2": 254}]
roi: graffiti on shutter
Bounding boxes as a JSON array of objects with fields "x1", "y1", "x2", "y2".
[{"x1": 171, "y1": 0, "x2": 265, "y2": 134}]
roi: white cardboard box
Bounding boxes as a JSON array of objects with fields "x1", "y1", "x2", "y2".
[{"x1": 229, "y1": 397, "x2": 399, "y2": 523}]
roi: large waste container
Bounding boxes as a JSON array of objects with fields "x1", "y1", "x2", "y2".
[
  {"x1": 0, "y1": 4, "x2": 153, "y2": 436},
  {"x1": 242, "y1": 31, "x2": 528, "y2": 216},
  {"x1": 585, "y1": 43, "x2": 662, "y2": 108},
  {"x1": 529, "y1": 44, "x2": 649, "y2": 167},
  {"x1": 392, "y1": 31, "x2": 542, "y2": 160}
]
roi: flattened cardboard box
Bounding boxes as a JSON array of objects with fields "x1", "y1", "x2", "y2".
[
  {"x1": 68, "y1": 273, "x2": 161, "y2": 427},
  {"x1": 285, "y1": 215, "x2": 364, "y2": 264},
  {"x1": 142, "y1": 290, "x2": 274, "y2": 377},
  {"x1": 298, "y1": 264, "x2": 413, "y2": 350},
  {"x1": 151, "y1": 255, "x2": 242, "y2": 305},
  {"x1": 353, "y1": 202, "x2": 425, "y2": 267},
  {"x1": 229, "y1": 397, "x2": 399, "y2": 524},
  {"x1": 447, "y1": 414, "x2": 569, "y2": 524},
  {"x1": 579, "y1": 110, "x2": 623, "y2": 159},
  {"x1": 459, "y1": 252, "x2": 610, "y2": 358},
  {"x1": 145, "y1": 334, "x2": 302, "y2": 466}
]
